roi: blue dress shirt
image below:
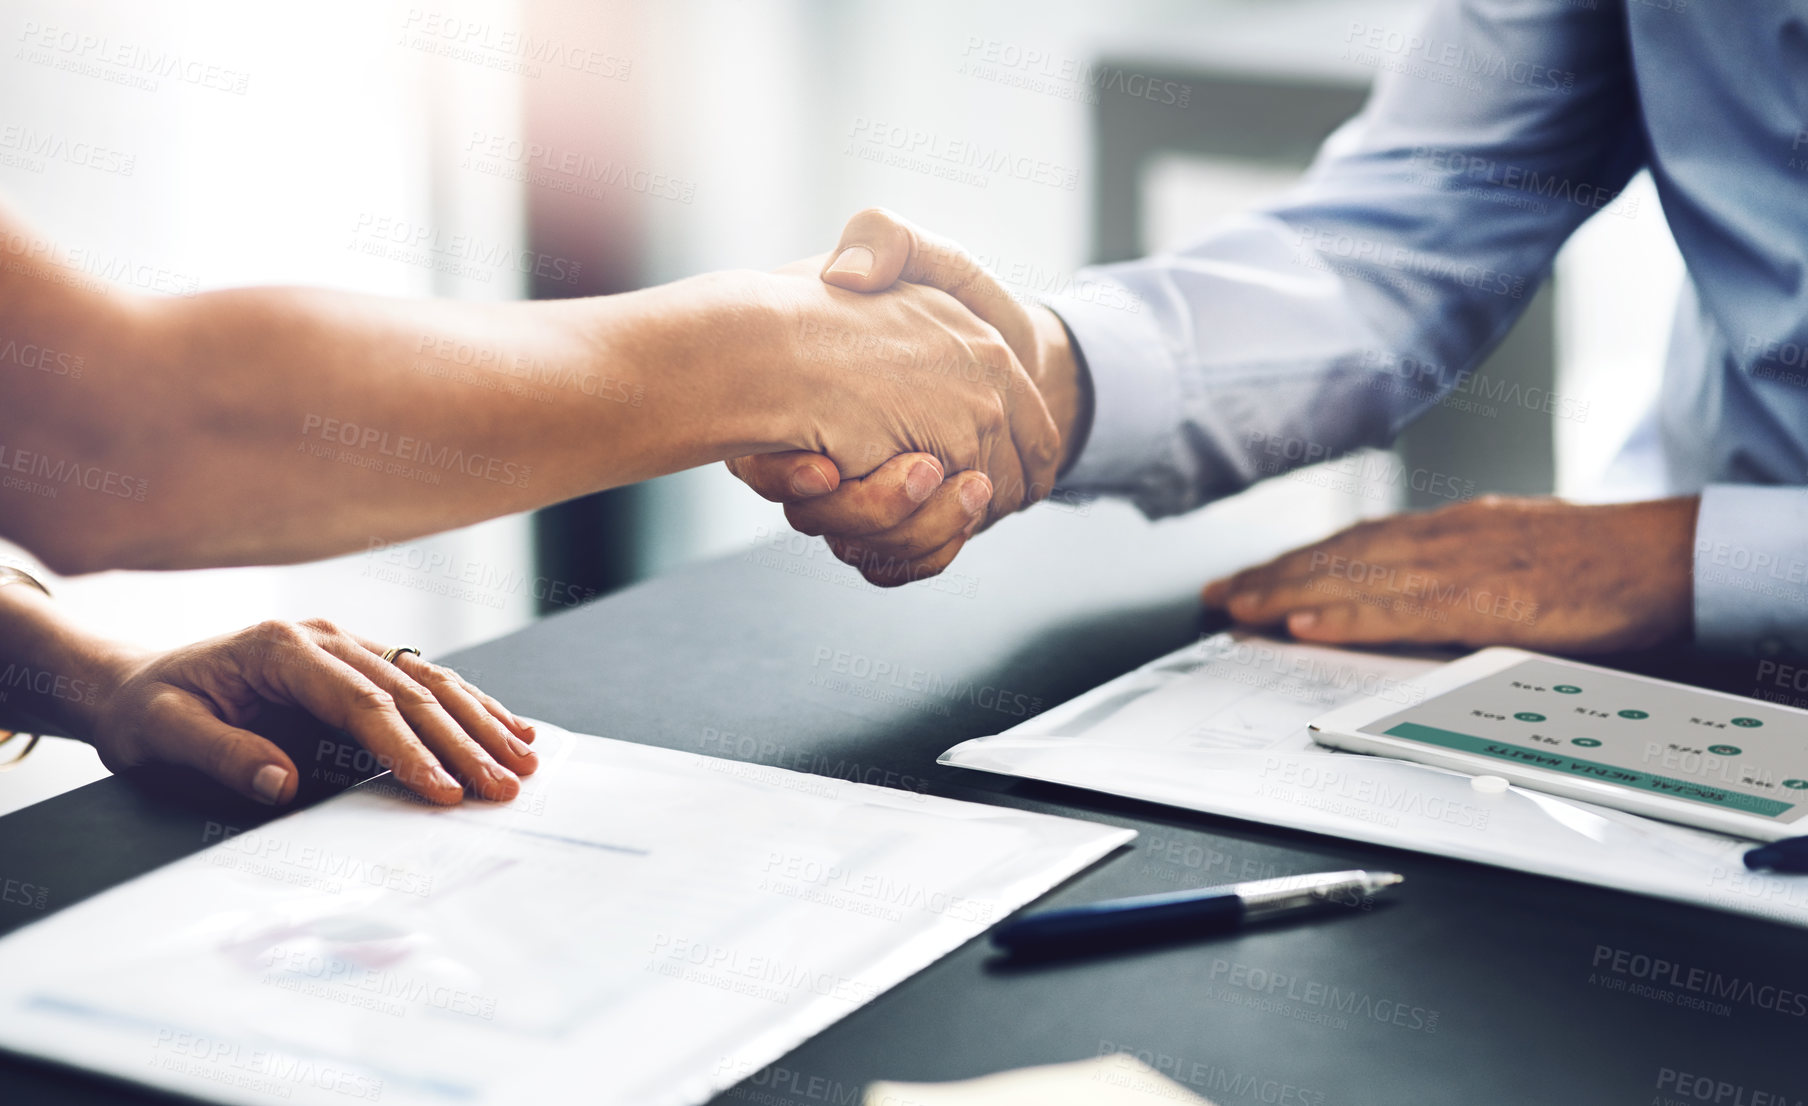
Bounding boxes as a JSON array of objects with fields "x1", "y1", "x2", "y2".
[{"x1": 1048, "y1": 0, "x2": 1808, "y2": 656}]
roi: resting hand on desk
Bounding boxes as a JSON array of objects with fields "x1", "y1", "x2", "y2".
[
  {"x1": 729, "y1": 209, "x2": 1091, "y2": 586},
  {"x1": 0, "y1": 583, "x2": 535, "y2": 806},
  {"x1": 1201, "y1": 495, "x2": 1699, "y2": 654}
]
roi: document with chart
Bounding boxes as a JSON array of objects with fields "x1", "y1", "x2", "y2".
[
  {"x1": 0, "y1": 726, "x2": 1132, "y2": 1106},
  {"x1": 940, "y1": 633, "x2": 1808, "y2": 929}
]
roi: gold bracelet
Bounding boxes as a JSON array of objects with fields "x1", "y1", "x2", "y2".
[{"x1": 0, "y1": 563, "x2": 52, "y2": 766}]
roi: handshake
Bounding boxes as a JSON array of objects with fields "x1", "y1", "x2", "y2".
[{"x1": 722, "y1": 208, "x2": 1089, "y2": 586}]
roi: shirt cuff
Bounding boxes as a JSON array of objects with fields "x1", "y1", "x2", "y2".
[
  {"x1": 1693, "y1": 484, "x2": 1808, "y2": 656},
  {"x1": 1040, "y1": 278, "x2": 1186, "y2": 514}
]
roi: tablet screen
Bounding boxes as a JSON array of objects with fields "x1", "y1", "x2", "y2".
[{"x1": 1360, "y1": 657, "x2": 1808, "y2": 825}]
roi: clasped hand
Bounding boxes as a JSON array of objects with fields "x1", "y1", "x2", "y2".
[{"x1": 733, "y1": 209, "x2": 1085, "y2": 586}]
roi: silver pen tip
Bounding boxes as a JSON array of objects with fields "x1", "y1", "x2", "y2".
[{"x1": 1367, "y1": 872, "x2": 1405, "y2": 891}]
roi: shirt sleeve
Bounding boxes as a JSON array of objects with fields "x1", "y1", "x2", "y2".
[
  {"x1": 1693, "y1": 484, "x2": 1808, "y2": 657},
  {"x1": 1049, "y1": 0, "x2": 1645, "y2": 518}
]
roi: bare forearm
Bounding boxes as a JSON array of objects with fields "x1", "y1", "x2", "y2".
[{"x1": 1, "y1": 230, "x2": 787, "y2": 570}]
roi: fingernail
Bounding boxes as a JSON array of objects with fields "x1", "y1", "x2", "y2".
[
  {"x1": 1291, "y1": 611, "x2": 1318, "y2": 631},
  {"x1": 508, "y1": 734, "x2": 535, "y2": 758},
  {"x1": 904, "y1": 460, "x2": 942, "y2": 503},
  {"x1": 791, "y1": 465, "x2": 833, "y2": 497},
  {"x1": 252, "y1": 765, "x2": 289, "y2": 805},
  {"x1": 1228, "y1": 591, "x2": 1259, "y2": 615},
  {"x1": 825, "y1": 245, "x2": 874, "y2": 279},
  {"x1": 435, "y1": 767, "x2": 463, "y2": 792},
  {"x1": 959, "y1": 479, "x2": 990, "y2": 515}
]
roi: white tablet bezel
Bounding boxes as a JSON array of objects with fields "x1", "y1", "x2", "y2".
[{"x1": 1309, "y1": 647, "x2": 1808, "y2": 841}]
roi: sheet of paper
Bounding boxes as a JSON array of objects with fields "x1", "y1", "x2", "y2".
[
  {"x1": 941, "y1": 633, "x2": 1808, "y2": 929},
  {"x1": 0, "y1": 725, "x2": 1132, "y2": 1106},
  {"x1": 865, "y1": 1054, "x2": 1218, "y2": 1106}
]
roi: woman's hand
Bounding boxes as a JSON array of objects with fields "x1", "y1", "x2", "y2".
[{"x1": 80, "y1": 618, "x2": 538, "y2": 806}]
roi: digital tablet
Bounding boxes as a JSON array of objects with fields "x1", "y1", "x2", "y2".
[{"x1": 1309, "y1": 647, "x2": 1808, "y2": 841}]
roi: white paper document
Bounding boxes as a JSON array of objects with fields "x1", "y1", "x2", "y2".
[
  {"x1": 0, "y1": 725, "x2": 1132, "y2": 1106},
  {"x1": 940, "y1": 633, "x2": 1808, "y2": 929}
]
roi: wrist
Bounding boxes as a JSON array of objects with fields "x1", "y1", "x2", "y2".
[
  {"x1": 0, "y1": 586, "x2": 144, "y2": 742},
  {"x1": 656, "y1": 269, "x2": 809, "y2": 458},
  {"x1": 1030, "y1": 305, "x2": 1092, "y2": 475}
]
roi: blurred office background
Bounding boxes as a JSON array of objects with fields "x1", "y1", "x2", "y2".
[{"x1": 0, "y1": 0, "x2": 1683, "y2": 809}]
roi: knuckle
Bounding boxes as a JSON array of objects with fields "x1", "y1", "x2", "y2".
[
  {"x1": 395, "y1": 683, "x2": 440, "y2": 711},
  {"x1": 785, "y1": 505, "x2": 829, "y2": 538},
  {"x1": 352, "y1": 685, "x2": 397, "y2": 715},
  {"x1": 298, "y1": 616, "x2": 341, "y2": 638},
  {"x1": 418, "y1": 663, "x2": 461, "y2": 692},
  {"x1": 251, "y1": 619, "x2": 307, "y2": 648}
]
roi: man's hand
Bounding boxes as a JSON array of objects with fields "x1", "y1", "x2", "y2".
[
  {"x1": 729, "y1": 209, "x2": 1091, "y2": 587},
  {"x1": 1201, "y1": 496, "x2": 1699, "y2": 653}
]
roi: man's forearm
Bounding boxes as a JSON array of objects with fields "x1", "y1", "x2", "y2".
[{"x1": 2, "y1": 244, "x2": 788, "y2": 570}]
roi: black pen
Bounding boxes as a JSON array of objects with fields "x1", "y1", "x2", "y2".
[{"x1": 991, "y1": 869, "x2": 1403, "y2": 959}]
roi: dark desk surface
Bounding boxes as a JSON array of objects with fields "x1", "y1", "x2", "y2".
[{"x1": 1, "y1": 494, "x2": 1802, "y2": 1106}]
